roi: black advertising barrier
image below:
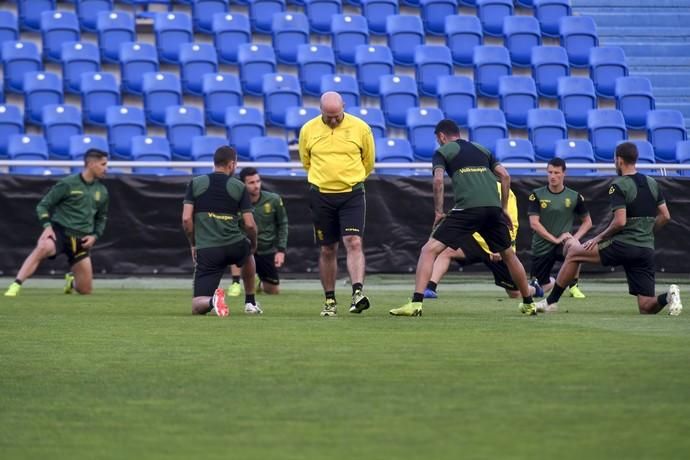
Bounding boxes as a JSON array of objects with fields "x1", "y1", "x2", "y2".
[{"x1": 1, "y1": 174, "x2": 690, "y2": 275}]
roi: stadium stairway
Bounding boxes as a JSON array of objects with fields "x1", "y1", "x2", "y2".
[{"x1": 572, "y1": 0, "x2": 690, "y2": 129}]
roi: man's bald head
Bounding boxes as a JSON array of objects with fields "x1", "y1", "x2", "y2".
[{"x1": 320, "y1": 92, "x2": 345, "y2": 129}]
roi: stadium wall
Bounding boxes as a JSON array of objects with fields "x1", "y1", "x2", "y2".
[{"x1": 1, "y1": 175, "x2": 689, "y2": 275}]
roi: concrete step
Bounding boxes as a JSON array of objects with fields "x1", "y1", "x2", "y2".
[
  {"x1": 598, "y1": 27, "x2": 690, "y2": 41},
  {"x1": 603, "y1": 42, "x2": 690, "y2": 57},
  {"x1": 572, "y1": 0, "x2": 690, "y2": 7},
  {"x1": 631, "y1": 71, "x2": 690, "y2": 88},
  {"x1": 653, "y1": 87, "x2": 690, "y2": 101},
  {"x1": 586, "y1": 13, "x2": 690, "y2": 28},
  {"x1": 655, "y1": 102, "x2": 690, "y2": 118}
]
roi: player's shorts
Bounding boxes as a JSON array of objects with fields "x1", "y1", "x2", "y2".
[
  {"x1": 255, "y1": 252, "x2": 279, "y2": 285},
  {"x1": 530, "y1": 244, "x2": 566, "y2": 286},
  {"x1": 194, "y1": 239, "x2": 251, "y2": 297},
  {"x1": 599, "y1": 240, "x2": 655, "y2": 297},
  {"x1": 432, "y1": 207, "x2": 512, "y2": 253},
  {"x1": 48, "y1": 223, "x2": 90, "y2": 266},
  {"x1": 458, "y1": 236, "x2": 517, "y2": 291},
  {"x1": 309, "y1": 185, "x2": 365, "y2": 246}
]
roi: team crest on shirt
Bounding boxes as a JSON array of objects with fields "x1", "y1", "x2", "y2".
[
  {"x1": 94, "y1": 191, "x2": 101, "y2": 202},
  {"x1": 609, "y1": 186, "x2": 616, "y2": 195},
  {"x1": 263, "y1": 202, "x2": 272, "y2": 214},
  {"x1": 540, "y1": 201, "x2": 548, "y2": 209},
  {"x1": 529, "y1": 193, "x2": 536, "y2": 201},
  {"x1": 565, "y1": 197, "x2": 571, "y2": 208}
]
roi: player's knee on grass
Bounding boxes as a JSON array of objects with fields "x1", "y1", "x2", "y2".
[
  {"x1": 506, "y1": 289, "x2": 520, "y2": 299},
  {"x1": 637, "y1": 296, "x2": 660, "y2": 315},
  {"x1": 263, "y1": 282, "x2": 280, "y2": 295}
]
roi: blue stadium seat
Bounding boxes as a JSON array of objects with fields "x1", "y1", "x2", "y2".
[
  {"x1": 0, "y1": 81, "x2": 3, "y2": 103},
  {"x1": 154, "y1": 12, "x2": 193, "y2": 63},
  {"x1": 213, "y1": 12, "x2": 250, "y2": 64},
  {"x1": 18, "y1": 0, "x2": 56, "y2": 32},
  {"x1": 379, "y1": 75, "x2": 419, "y2": 128},
  {"x1": 238, "y1": 44, "x2": 277, "y2": 96},
  {"x1": 361, "y1": 0, "x2": 399, "y2": 35},
  {"x1": 0, "y1": 105, "x2": 24, "y2": 159},
  {"x1": 80, "y1": 72, "x2": 120, "y2": 125},
  {"x1": 41, "y1": 11, "x2": 80, "y2": 62},
  {"x1": 467, "y1": 108, "x2": 507, "y2": 152},
  {"x1": 499, "y1": 76, "x2": 538, "y2": 129},
  {"x1": 42, "y1": 104, "x2": 83, "y2": 159},
  {"x1": 250, "y1": 136, "x2": 290, "y2": 161},
  {"x1": 375, "y1": 138, "x2": 415, "y2": 176},
  {"x1": 647, "y1": 110, "x2": 687, "y2": 163},
  {"x1": 615, "y1": 77, "x2": 655, "y2": 130},
  {"x1": 23, "y1": 71, "x2": 63, "y2": 125},
  {"x1": 414, "y1": 45, "x2": 453, "y2": 97},
  {"x1": 249, "y1": 0, "x2": 286, "y2": 34},
  {"x1": 386, "y1": 15, "x2": 425, "y2": 66},
  {"x1": 589, "y1": 46, "x2": 628, "y2": 99},
  {"x1": 192, "y1": 0, "x2": 229, "y2": 33},
  {"x1": 320, "y1": 74, "x2": 360, "y2": 108},
  {"x1": 476, "y1": 0, "x2": 514, "y2": 37},
  {"x1": 331, "y1": 14, "x2": 369, "y2": 65},
  {"x1": 119, "y1": 42, "x2": 159, "y2": 95},
  {"x1": 69, "y1": 135, "x2": 109, "y2": 160},
  {"x1": 0, "y1": 11, "x2": 19, "y2": 44},
  {"x1": 494, "y1": 139, "x2": 536, "y2": 175},
  {"x1": 531, "y1": 45, "x2": 569, "y2": 99},
  {"x1": 533, "y1": 0, "x2": 571, "y2": 38},
  {"x1": 97, "y1": 11, "x2": 136, "y2": 63},
  {"x1": 142, "y1": 72, "x2": 183, "y2": 125},
  {"x1": 285, "y1": 106, "x2": 320, "y2": 140},
  {"x1": 131, "y1": 135, "x2": 175, "y2": 175},
  {"x1": 225, "y1": 107, "x2": 266, "y2": 160},
  {"x1": 305, "y1": 0, "x2": 342, "y2": 35},
  {"x1": 406, "y1": 107, "x2": 444, "y2": 160},
  {"x1": 8, "y1": 134, "x2": 50, "y2": 174},
  {"x1": 61, "y1": 42, "x2": 101, "y2": 94},
  {"x1": 165, "y1": 106, "x2": 206, "y2": 160},
  {"x1": 191, "y1": 135, "x2": 228, "y2": 162},
  {"x1": 473, "y1": 45, "x2": 511, "y2": 98},
  {"x1": 445, "y1": 15, "x2": 483, "y2": 67},
  {"x1": 559, "y1": 16, "x2": 598, "y2": 68},
  {"x1": 106, "y1": 105, "x2": 146, "y2": 160},
  {"x1": 676, "y1": 140, "x2": 690, "y2": 165},
  {"x1": 558, "y1": 76, "x2": 596, "y2": 129},
  {"x1": 516, "y1": 0, "x2": 534, "y2": 7},
  {"x1": 272, "y1": 12, "x2": 309, "y2": 64},
  {"x1": 2, "y1": 41, "x2": 42, "y2": 93},
  {"x1": 263, "y1": 73, "x2": 302, "y2": 127},
  {"x1": 420, "y1": 0, "x2": 457, "y2": 36},
  {"x1": 587, "y1": 109, "x2": 627, "y2": 162},
  {"x1": 346, "y1": 107, "x2": 386, "y2": 138},
  {"x1": 355, "y1": 45, "x2": 394, "y2": 97},
  {"x1": 554, "y1": 139, "x2": 596, "y2": 175},
  {"x1": 203, "y1": 73, "x2": 243, "y2": 126},
  {"x1": 503, "y1": 15, "x2": 541, "y2": 68},
  {"x1": 76, "y1": 0, "x2": 112, "y2": 33},
  {"x1": 179, "y1": 43, "x2": 218, "y2": 95},
  {"x1": 437, "y1": 75, "x2": 476, "y2": 127},
  {"x1": 527, "y1": 108, "x2": 567, "y2": 161},
  {"x1": 297, "y1": 44, "x2": 336, "y2": 96}
]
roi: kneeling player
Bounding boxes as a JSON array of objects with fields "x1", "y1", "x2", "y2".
[{"x1": 182, "y1": 146, "x2": 262, "y2": 316}]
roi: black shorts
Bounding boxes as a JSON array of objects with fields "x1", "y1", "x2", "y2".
[
  {"x1": 432, "y1": 207, "x2": 512, "y2": 253},
  {"x1": 530, "y1": 244, "x2": 566, "y2": 286},
  {"x1": 194, "y1": 239, "x2": 251, "y2": 297},
  {"x1": 310, "y1": 187, "x2": 365, "y2": 245},
  {"x1": 459, "y1": 236, "x2": 517, "y2": 291},
  {"x1": 49, "y1": 223, "x2": 90, "y2": 266},
  {"x1": 256, "y1": 252, "x2": 279, "y2": 285},
  {"x1": 599, "y1": 240, "x2": 656, "y2": 297}
]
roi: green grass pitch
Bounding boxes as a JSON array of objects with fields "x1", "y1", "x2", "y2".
[{"x1": 2, "y1": 278, "x2": 690, "y2": 459}]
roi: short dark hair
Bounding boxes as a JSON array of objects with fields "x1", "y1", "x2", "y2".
[
  {"x1": 239, "y1": 166, "x2": 259, "y2": 182},
  {"x1": 548, "y1": 157, "x2": 567, "y2": 171},
  {"x1": 434, "y1": 119, "x2": 461, "y2": 137},
  {"x1": 214, "y1": 145, "x2": 237, "y2": 166},
  {"x1": 84, "y1": 149, "x2": 108, "y2": 165},
  {"x1": 615, "y1": 142, "x2": 638, "y2": 165}
]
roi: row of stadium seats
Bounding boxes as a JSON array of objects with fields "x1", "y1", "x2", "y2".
[
  {"x1": 1, "y1": 101, "x2": 686, "y2": 163},
  {"x1": 6, "y1": 131, "x2": 690, "y2": 177},
  {"x1": 8, "y1": 0, "x2": 575, "y2": 39},
  {"x1": 0, "y1": 7, "x2": 600, "y2": 69}
]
